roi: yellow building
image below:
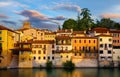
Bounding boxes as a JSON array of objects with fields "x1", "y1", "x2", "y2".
[
  {"x1": 0, "y1": 25, "x2": 19, "y2": 68},
  {"x1": 44, "y1": 32, "x2": 56, "y2": 40},
  {"x1": 72, "y1": 36, "x2": 98, "y2": 58}
]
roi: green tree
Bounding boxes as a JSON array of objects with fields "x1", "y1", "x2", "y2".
[
  {"x1": 62, "y1": 19, "x2": 77, "y2": 30},
  {"x1": 63, "y1": 60, "x2": 75, "y2": 69},
  {"x1": 46, "y1": 60, "x2": 53, "y2": 69},
  {"x1": 79, "y1": 8, "x2": 94, "y2": 30}
]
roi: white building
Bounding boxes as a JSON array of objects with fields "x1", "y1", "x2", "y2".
[{"x1": 97, "y1": 35, "x2": 113, "y2": 67}]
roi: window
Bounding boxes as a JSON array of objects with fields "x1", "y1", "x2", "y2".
[
  {"x1": 38, "y1": 57, "x2": 41, "y2": 60},
  {"x1": 94, "y1": 46, "x2": 96, "y2": 50},
  {"x1": 52, "y1": 56, "x2": 54, "y2": 60},
  {"x1": 105, "y1": 44, "x2": 107, "y2": 49},
  {"x1": 44, "y1": 45, "x2": 46, "y2": 49},
  {"x1": 43, "y1": 57, "x2": 46, "y2": 60},
  {"x1": 89, "y1": 47, "x2": 91, "y2": 51},
  {"x1": 33, "y1": 50, "x2": 36, "y2": 54},
  {"x1": 109, "y1": 44, "x2": 112, "y2": 48},
  {"x1": 0, "y1": 37, "x2": 2, "y2": 40},
  {"x1": 108, "y1": 56, "x2": 112, "y2": 59},
  {"x1": 48, "y1": 56, "x2": 50, "y2": 60},
  {"x1": 89, "y1": 40, "x2": 91, "y2": 43},
  {"x1": 75, "y1": 53, "x2": 77, "y2": 56},
  {"x1": 43, "y1": 50, "x2": 46, "y2": 54},
  {"x1": 0, "y1": 31, "x2": 2, "y2": 34},
  {"x1": 74, "y1": 40, "x2": 76, "y2": 43},
  {"x1": 109, "y1": 38, "x2": 112, "y2": 42},
  {"x1": 100, "y1": 38, "x2": 102, "y2": 41},
  {"x1": 66, "y1": 56, "x2": 68, "y2": 58},
  {"x1": 52, "y1": 50, "x2": 54, "y2": 54},
  {"x1": 38, "y1": 50, "x2": 41, "y2": 54},
  {"x1": 38, "y1": 45, "x2": 42, "y2": 48},
  {"x1": 84, "y1": 40, "x2": 86, "y2": 43},
  {"x1": 100, "y1": 50, "x2": 103, "y2": 54},
  {"x1": 79, "y1": 47, "x2": 81, "y2": 50},
  {"x1": 100, "y1": 44, "x2": 103, "y2": 47},
  {"x1": 93, "y1": 40, "x2": 95, "y2": 43},
  {"x1": 74, "y1": 46, "x2": 76, "y2": 50},
  {"x1": 52, "y1": 44, "x2": 54, "y2": 48},
  {"x1": 108, "y1": 50, "x2": 111, "y2": 54},
  {"x1": 33, "y1": 57, "x2": 36, "y2": 60},
  {"x1": 65, "y1": 47, "x2": 68, "y2": 50},
  {"x1": 118, "y1": 40, "x2": 119, "y2": 43},
  {"x1": 79, "y1": 53, "x2": 81, "y2": 56},
  {"x1": 0, "y1": 43, "x2": 2, "y2": 47},
  {"x1": 0, "y1": 59, "x2": 1, "y2": 63},
  {"x1": 61, "y1": 55, "x2": 62, "y2": 58},
  {"x1": 79, "y1": 40, "x2": 81, "y2": 43}
]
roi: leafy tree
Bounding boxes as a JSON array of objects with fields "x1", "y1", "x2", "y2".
[
  {"x1": 46, "y1": 60, "x2": 53, "y2": 69},
  {"x1": 63, "y1": 60, "x2": 75, "y2": 69},
  {"x1": 62, "y1": 19, "x2": 77, "y2": 30},
  {"x1": 79, "y1": 8, "x2": 94, "y2": 30}
]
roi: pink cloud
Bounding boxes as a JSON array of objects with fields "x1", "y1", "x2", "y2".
[{"x1": 100, "y1": 13, "x2": 120, "y2": 18}]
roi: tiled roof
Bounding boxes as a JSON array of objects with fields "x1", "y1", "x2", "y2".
[
  {"x1": 45, "y1": 32, "x2": 56, "y2": 35},
  {"x1": 72, "y1": 36, "x2": 97, "y2": 39},
  {"x1": 56, "y1": 35, "x2": 71, "y2": 39},
  {"x1": 72, "y1": 31, "x2": 85, "y2": 34},
  {"x1": 57, "y1": 29, "x2": 73, "y2": 33},
  {"x1": 92, "y1": 27, "x2": 109, "y2": 33},
  {"x1": 110, "y1": 30, "x2": 120, "y2": 33}
]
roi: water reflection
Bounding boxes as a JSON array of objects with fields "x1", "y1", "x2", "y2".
[{"x1": 0, "y1": 68, "x2": 120, "y2": 77}]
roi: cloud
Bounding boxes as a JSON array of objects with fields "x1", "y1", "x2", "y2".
[
  {"x1": 16, "y1": 10, "x2": 64, "y2": 30},
  {"x1": 1, "y1": 20, "x2": 17, "y2": 25},
  {"x1": 0, "y1": 14, "x2": 10, "y2": 19},
  {"x1": 100, "y1": 13, "x2": 120, "y2": 18},
  {"x1": 0, "y1": 1, "x2": 29, "y2": 8},
  {"x1": 50, "y1": 16, "x2": 66, "y2": 20},
  {"x1": 52, "y1": 4, "x2": 81, "y2": 13}
]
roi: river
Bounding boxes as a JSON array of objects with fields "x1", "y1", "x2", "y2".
[{"x1": 0, "y1": 68, "x2": 120, "y2": 77}]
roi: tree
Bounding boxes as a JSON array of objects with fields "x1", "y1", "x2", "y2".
[
  {"x1": 46, "y1": 60, "x2": 53, "y2": 69},
  {"x1": 62, "y1": 19, "x2": 77, "y2": 30},
  {"x1": 63, "y1": 60, "x2": 75, "y2": 69},
  {"x1": 79, "y1": 8, "x2": 94, "y2": 30}
]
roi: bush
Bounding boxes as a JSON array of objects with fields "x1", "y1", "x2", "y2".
[
  {"x1": 46, "y1": 60, "x2": 52, "y2": 69},
  {"x1": 63, "y1": 60, "x2": 75, "y2": 69}
]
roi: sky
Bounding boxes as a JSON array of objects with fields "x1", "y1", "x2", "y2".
[{"x1": 0, "y1": 0, "x2": 120, "y2": 31}]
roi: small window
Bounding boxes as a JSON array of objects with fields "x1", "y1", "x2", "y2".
[
  {"x1": 52, "y1": 44, "x2": 54, "y2": 48},
  {"x1": 93, "y1": 40, "x2": 95, "y2": 43},
  {"x1": 100, "y1": 38, "x2": 102, "y2": 41},
  {"x1": 75, "y1": 53, "x2": 77, "y2": 56},
  {"x1": 100, "y1": 50, "x2": 103, "y2": 54},
  {"x1": 0, "y1": 37, "x2": 2, "y2": 40},
  {"x1": 89, "y1": 40, "x2": 91, "y2": 43},
  {"x1": 66, "y1": 56, "x2": 68, "y2": 58},
  {"x1": 109, "y1": 44, "x2": 112, "y2": 48},
  {"x1": 0, "y1": 59, "x2": 1, "y2": 63},
  {"x1": 43, "y1": 57, "x2": 46, "y2": 60},
  {"x1": 38, "y1": 50, "x2": 41, "y2": 54},
  {"x1": 52, "y1": 56, "x2": 54, "y2": 60},
  {"x1": 0, "y1": 43, "x2": 2, "y2": 47},
  {"x1": 74, "y1": 46, "x2": 76, "y2": 50},
  {"x1": 74, "y1": 40, "x2": 76, "y2": 43},
  {"x1": 43, "y1": 50, "x2": 46, "y2": 54},
  {"x1": 79, "y1": 40, "x2": 81, "y2": 43},
  {"x1": 0, "y1": 31, "x2": 2, "y2": 34},
  {"x1": 33, "y1": 50, "x2": 36, "y2": 54},
  {"x1": 100, "y1": 44, "x2": 103, "y2": 47},
  {"x1": 52, "y1": 50, "x2": 54, "y2": 54},
  {"x1": 79, "y1": 53, "x2": 81, "y2": 56},
  {"x1": 109, "y1": 38, "x2": 112, "y2": 42},
  {"x1": 84, "y1": 40, "x2": 86, "y2": 43},
  {"x1": 33, "y1": 57, "x2": 36, "y2": 60},
  {"x1": 108, "y1": 50, "x2": 111, "y2": 54},
  {"x1": 48, "y1": 56, "x2": 50, "y2": 60},
  {"x1": 38, "y1": 57, "x2": 41, "y2": 60},
  {"x1": 61, "y1": 55, "x2": 62, "y2": 58}
]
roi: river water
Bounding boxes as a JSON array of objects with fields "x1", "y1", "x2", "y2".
[{"x1": 0, "y1": 68, "x2": 120, "y2": 77}]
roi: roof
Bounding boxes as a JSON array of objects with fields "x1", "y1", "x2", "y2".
[
  {"x1": 17, "y1": 40, "x2": 55, "y2": 44},
  {"x1": 56, "y1": 35, "x2": 71, "y2": 40},
  {"x1": 92, "y1": 27, "x2": 109, "y2": 33},
  {"x1": 45, "y1": 32, "x2": 56, "y2": 35},
  {"x1": 110, "y1": 30, "x2": 120, "y2": 33},
  {"x1": 72, "y1": 36, "x2": 97, "y2": 39},
  {"x1": 72, "y1": 31, "x2": 85, "y2": 35},
  {"x1": 96, "y1": 34, "x2": 112, "y2": 37},
  {"x1": 0, "y1": 25, "x2": 17, "y2": 33},
  {"x1": 57, "y1": 29, "x2": 73, "y2": 33}
]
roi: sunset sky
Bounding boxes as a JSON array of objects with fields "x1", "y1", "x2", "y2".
[{"x1": 0, "y1": 0, "x2": 120, "y2": 30}]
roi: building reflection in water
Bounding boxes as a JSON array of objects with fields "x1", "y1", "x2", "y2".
[{"x1": 0, "y1": 68, "x2": 119, "y2": 77}]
